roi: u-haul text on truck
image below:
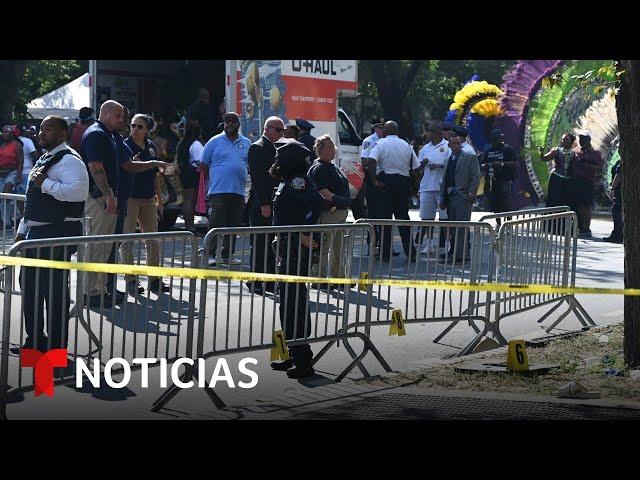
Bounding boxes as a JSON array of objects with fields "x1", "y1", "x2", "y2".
[{"x1": 226, "y1": 60, "x2": 364, "y2": 198}]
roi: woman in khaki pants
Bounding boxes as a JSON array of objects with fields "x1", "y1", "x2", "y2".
[
  {"x1": 307, "y1": 135, "x2": 352, "y2": 290},
  {"x1": 122, "y1": 114, "x2": 170, "y2": 294}
]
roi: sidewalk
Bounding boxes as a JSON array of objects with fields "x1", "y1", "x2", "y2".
[{"x1": 189, "y1": 375, "x2": 640, "y2": 421}]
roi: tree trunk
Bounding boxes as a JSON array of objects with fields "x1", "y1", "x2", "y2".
[
  {"x1": 0, "y1": 61, "x2": 29, "y2": 121},
  {"x1": 370, "y1": 61, "x2": 418, "y2": 139},
  {"x1": 617, "y1": 60, "x2": 640, "y2": 368}
]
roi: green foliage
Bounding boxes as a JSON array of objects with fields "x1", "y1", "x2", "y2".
[
  {"x1": 357, "y1": 60, "x2": 516, "y2": 136},
  {"x1": 15, "y1": 60, "x2": 87, "y2": 121}
]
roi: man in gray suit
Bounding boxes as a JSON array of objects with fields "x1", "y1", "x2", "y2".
[{"x1": 439, "y1": 135, "x2": 480, "y2": 261}]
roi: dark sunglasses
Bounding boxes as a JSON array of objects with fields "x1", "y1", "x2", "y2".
[
  {"x1": 130, "y1": 123, "x2": 146, "y2": 130},
  {"x1": 268, "y1": 126, "x2": 285, "y2": 133}
]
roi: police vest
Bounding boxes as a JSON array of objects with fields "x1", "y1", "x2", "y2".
[{"x1": 24, "y1": 149, "x2": 85, "y2": 223}]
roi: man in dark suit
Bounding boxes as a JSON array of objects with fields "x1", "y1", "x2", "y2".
[
  {"x1": 439, "y1": 135, "x2": 480, "y2": 261},
  {"x1": 247, "y1": 116, "x2": 285, "y2": 294}
]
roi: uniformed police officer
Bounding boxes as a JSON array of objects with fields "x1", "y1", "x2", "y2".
[
  {"x1": 295, "y1": 118, "x2": 317, "y2": 162},
  {"x1": 269, "y1": 138, "x2": 327, "y2": 379},
  {"x1": 368, "y1": 121, "x2": 421, "y2": 260},
  {"x1": 360, "y1": 118, "x2": 385, "y2": 253}
]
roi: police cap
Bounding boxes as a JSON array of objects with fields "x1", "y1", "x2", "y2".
[
  {"x1": 441, "y1": 121, "x2": 455, "y2": 131},
  {"x1": 273, "y1": 138, "x2": 312, "y2": 177},
  {"x1": 371, "y1": 117, "x2": 385, "y2": 127},
  {"x1": 295, "y1": 118, "x2": 315, "y2": 131}
]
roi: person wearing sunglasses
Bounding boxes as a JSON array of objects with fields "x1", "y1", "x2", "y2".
[
  {"x1": 245, "y1": 116, "x2": 284, "y2": 294},
  {"x1": 122, "y1": 114, "x2": 171, "y2": 294},
  {"x1": 199, "y1": 112, "x2": 252, "y2": 266}
]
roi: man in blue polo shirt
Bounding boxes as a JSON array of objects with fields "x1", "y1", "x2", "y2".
[
  {"x1": 80, "y1": 100, "x2": 123, "y2": 308},
  {"x1": 200, "y1": 111, "x2": 251, "y2": 265}
]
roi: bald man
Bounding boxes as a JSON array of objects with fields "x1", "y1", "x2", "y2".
[
  {"x1": 368, "y1": 120, "x2": 421, "y2": 260},
  {"x1": 79, "y1": 99, "x2": 125, "y2": 308},
  {"x1": 245, "y1": 116, "x2": 284, "y2": 293}
]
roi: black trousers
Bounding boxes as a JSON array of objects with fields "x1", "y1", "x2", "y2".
[
  {"x1": 277, "y1": 249, "x2": 312, "y2": 368},
  {"x1": 208, "y1": 193, "x2": 245, "y2": 258},
  {"x1": 611, "y1": 191, "x2": 623, "y2": 240},
  {"x1": 249, "y1": 201, "x2": 276, "y2": 289},
  {"x1": 351, "y1": 185, "x2": 367, "y2": 220},
  {"x1": 20, "y1": 221, "x2": 82, "y2": 350},
  {"x1": 379, "y1": 174, "x2": 413, "y2": 258}
]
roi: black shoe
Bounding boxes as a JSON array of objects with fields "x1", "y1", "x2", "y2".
[
  {"x1": 392, "y1": 250, "x2": 400, "y2": 257},
  {"x1": 149, "y1": 281, "x2": 171, "y2": 293},
  {"x1": 271, "y1": 359, "x2": 294, "y2": 371},
  {"x1": 127, "y1": 281, "x2": 145, "y2": 295},
  {"x1": 287, "y1": 365, "x2": 315, "y2": 379},
  {"x1": 9, "y1": 335, "x2": 48, "y2": 354},
  {"x1": 84, "y1": 294, "x2": 114, "y2": 309},
  {"x1": 311, "y1": 282, "x2": 333, "y2": 290}
]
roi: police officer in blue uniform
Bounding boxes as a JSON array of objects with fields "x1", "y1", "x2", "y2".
[
  {"x1": 269, "y1": 138, "x2": 327, "y2": 379},
  {"x1": 295, "y1": 118, "x2": 317, "y2": 162}
]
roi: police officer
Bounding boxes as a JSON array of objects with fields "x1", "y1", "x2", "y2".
[
  {"x1": 368, "y1": 121, "x2": 421, "y2": 260},
  {"x1": 269, "y1": 138, "x2": 326, "y2": 379},
  {"x1": 13, "y1": 116, "x2": 89, "y2": 353},
  {"x1": 360, "y1": 118, "x2": 385, "y2": 252},
  {"x1": 295, "y1": 118, "x2": 317, "y2": 162}
]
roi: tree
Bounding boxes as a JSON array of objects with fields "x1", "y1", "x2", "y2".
[
  {"x1": 355, "y1": 60, "x2": 516, "y2": 139},
  {"x1": 616, "y1": 60, "x2": 640, "y2": 368},
  {"x1": 0, "y1": 61, "x2": 29, "y2": 122},
  {"x1": 0, "y1": 60, "x2": 87, "y2": 124}
]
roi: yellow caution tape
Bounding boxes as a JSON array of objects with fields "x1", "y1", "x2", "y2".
[
  {"x1": 0, "y1": 255, "x2": 638, "y2": 296},
  {"x1": 358, "y1": 272, "x2": 369, "y2": 291}
]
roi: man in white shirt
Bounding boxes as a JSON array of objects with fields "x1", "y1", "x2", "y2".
[
  {"x1": 417, "y1": 123, "x2": 451, "y2": 254},
  {"x1": 369, "y1": 121, "x2": 421, "y2": 260},
  {"x1": 12, "y1": 116, "x2": 89, "y2": 353}
]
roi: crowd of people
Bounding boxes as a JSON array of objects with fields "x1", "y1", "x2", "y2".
[{"x1": 3, "y1": 86, "x2": 624, "y2": 377}]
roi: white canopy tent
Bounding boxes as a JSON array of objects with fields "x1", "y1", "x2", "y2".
[{"x1": 26, "y1": 73, "x2": 90, "y2": 121}]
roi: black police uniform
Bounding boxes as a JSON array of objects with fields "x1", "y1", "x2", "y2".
[
  {"x1": 271, "y1": 139, "x2": 325, "y2": 378},
  {"x1": 295, "y1": 118, "x2": 317, "y2": 162}
]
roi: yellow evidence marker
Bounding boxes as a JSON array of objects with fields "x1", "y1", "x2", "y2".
[
  {"x1": 389, "y1": 309, "x2": 406, "y2": 336},
  {"x1": 270, "y1": 330, "x2": 290, "y2": 361},
  {"x1": 506, "y1": 339, "x2": 529, "y2": 372}
]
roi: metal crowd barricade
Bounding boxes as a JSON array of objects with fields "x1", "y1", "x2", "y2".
[
  {"x1": 151, "y1": 222, "x2": 392, "y2": 411},
  {"x1": 0, "y1": 193, "x2": 25, "y2": 255},
  {"x1": 0, "y1": 231, "x2": 199, "y2": 419},
  {"x1": 479, "y1": 206, "x2": 571, "y2": 231},
  {"x1": 355, "y1": 219, "x2": 499, "y2": 356},
  {"x1": 492, "y1": 211, "x2": 596, "y2": 339}
]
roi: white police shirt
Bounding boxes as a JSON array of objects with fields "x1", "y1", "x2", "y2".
[
  {"x1": 360, "y1": 132, "x2": 380, "y2": 159},
  {"x1": 369, "y1": 135, "x2": 419, "y2": 177},
  {"x1": 418, "y1": 138, "x2": 450, "y2": 192}
]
